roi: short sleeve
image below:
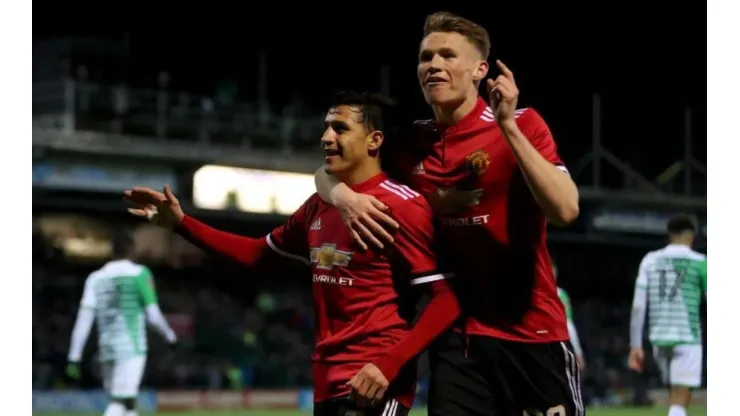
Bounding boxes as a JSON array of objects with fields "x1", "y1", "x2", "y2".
[
  {"x1": 135, "y1": 266, "x2": 158, "y2": 306},
  {"x1": 519, "y1": 108, "x2": 568, "y2": 173},
  {"x1": 390, "y1": 197, "x2": 450, "y2": 285},
  {"x1": 80, "y1": 277, "x2": 96, "y2": 309},
  {"x1": 265, "y1": 194, "x2": 317, "y2": 266}
]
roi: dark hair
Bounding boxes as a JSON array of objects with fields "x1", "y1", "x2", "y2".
[
  {"x1": 423, "y1": 12, "x2": 491, "y2": 60},
  {"x1": 667, "y1": 214, "x2": 697, "y2": 235},
  {"x1": 329, "y1": 90, "x2": 401, "y2": 139},
  {"x1": 112, "y1": 231, "x2": 134, "y2": 258}
]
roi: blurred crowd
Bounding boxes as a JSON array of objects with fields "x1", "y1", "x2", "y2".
[{"x1": 32, "y1": 225, "x2": 706, "y2": 407}]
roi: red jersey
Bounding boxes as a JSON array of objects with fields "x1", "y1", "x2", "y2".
[
  {"x1": 267, "y1": 172, "x2": 444, "y2": 406},
  {"x1": 391, "y1": 97, "x2": 568, "y2": 342}
]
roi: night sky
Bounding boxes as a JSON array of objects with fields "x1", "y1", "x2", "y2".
[{"x1": 34, "y1": 3, "x2": 706, "y2": 188}]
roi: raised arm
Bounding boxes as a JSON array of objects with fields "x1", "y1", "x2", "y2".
[{"x1": 487, "y1": 61, "x2": 579, "y2": 226}]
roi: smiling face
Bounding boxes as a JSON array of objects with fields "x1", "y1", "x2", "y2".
[
  {"x1": 321, "y1": 104, "x2": 383, "y2": 183},
  {"x1": 418, "y1": 31, "x2": 489, "y2": 109}
]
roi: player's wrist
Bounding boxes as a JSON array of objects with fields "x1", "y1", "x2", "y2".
[
  {"x1": 372, "y1": 353, "x2": 403, "y2": 383},
  {"x1": 498, "y1": 119, "x2": 520, "y2": 137},
  {"x1": 329, "y1": 183, "x2": 355, "y2": 207}
]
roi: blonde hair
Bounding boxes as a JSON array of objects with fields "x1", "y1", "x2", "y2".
[{"x1": 423, "y1": 12, "x2": 491, "y2": 60}]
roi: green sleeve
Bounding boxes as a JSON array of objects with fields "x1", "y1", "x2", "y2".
[
  {"x1": 700, "y1": 259, "x2": 707, "y2": 294},
  {"x1": 135, "y1": 267, "x2": 158, "y2": 306},
  {"x1": 559, "y1": 289, "x2": 573, "y2": 320}
]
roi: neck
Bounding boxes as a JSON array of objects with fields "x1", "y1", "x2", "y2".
[
  {"x1": 669, "y1": 237, "x2": 693, "y2": 247},
  {"x1": 432, "y1": 90, "x2": 480, "y2": 126},
  {"x1": 337, "y1": 161, "x2": 382, "y2": 186}
]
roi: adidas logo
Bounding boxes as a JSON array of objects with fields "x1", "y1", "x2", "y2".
[
  {"x1": 412, "y1": 161, "x2": 425, "y2": 175},
  {"x1": 310, "y1": 218, "x2": 322, "y2": 231}
]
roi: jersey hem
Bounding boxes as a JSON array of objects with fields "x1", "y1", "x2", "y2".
[
  {"x1": 313, "y1": 390, "x2": 414, "y2": 408},
  {"x1": 455, "y1": 328, "x2": 569, "y2": 343}
]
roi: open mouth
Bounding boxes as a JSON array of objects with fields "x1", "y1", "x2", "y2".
[
  {"x1": 425, "y1": 75, "x2": 447, "y2": 86},
  {"x1": 324, "y1": 148, "x2": 341, "y2": 158}
]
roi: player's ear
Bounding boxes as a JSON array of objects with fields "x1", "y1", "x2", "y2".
[
  {"x1": 473, "y1": 60, "x2": 489, "y2": 82},
  {"x1": 367, "y1": 130, "x2": 384, "y2": 153}
]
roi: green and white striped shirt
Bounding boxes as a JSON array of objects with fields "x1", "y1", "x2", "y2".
[
  {"x1": 631, "y1": 244, "x2": 707, "y2": 347},
  {"x1": 80, "y1": 259, "x2": 159, "y2": 360}
]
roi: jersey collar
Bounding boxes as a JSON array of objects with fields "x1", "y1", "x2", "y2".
[
  {"x1": 348, "y1": 172, "x2": 388, "y2": 193},
  {"x1": 436, "y1": 96, "x2": 489, "y2": 135}
]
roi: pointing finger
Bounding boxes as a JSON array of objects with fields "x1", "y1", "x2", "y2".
[{"x1": 496, "y1": 60, "x2": 514, "y2": 80}]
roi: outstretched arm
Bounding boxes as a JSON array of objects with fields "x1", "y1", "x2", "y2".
[
  {"x1": 124, "y1": 185, "x2": 313, "y2": 268},
  {"x1": 176, "y1": 216, "x2": 270, "y2": 267}
]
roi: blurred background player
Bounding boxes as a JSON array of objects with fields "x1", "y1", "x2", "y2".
[
  {"x1": 628, "y1": 214, "x2": 707, "y2": 416},
  {"x1": 123, "y1": 91, "x2": 459, "y2": 416},
  {"x1": 66, "y1": 231, "x2": 177, "y2": 416},
  {"x1": 554, "y1": 263, "x2": 585, "y2": 370}
]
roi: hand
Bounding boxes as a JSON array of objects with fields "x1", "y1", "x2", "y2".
[
  {"x1": 336, "y1": 191, "x2": 399, "y2": 251},
  {"x1": 348, "y1": 363, "x2": 389, "y2": 408},
  {"x1": 628, "y1": 347, "x2": 644, "y2": 373},
  {"x1": 123, "y1": 185, "x2": 184, "y2": 229},
  {"x1": 486, "y1": 60, "x2": 519, "y2": 126},
  {"x1": 66, "y1": 362, "x2": 81, "y2": 380},
  {"x1": 576, "y1": 355, "x2": 586, "y2": 372}
]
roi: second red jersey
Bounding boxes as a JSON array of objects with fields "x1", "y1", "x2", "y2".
[
  {"x1": 392, "y1": 98, "x2": 568, "y2": 343},
  {"x1": 267, "y1": 172, "x2": 445, "y2": 406}
]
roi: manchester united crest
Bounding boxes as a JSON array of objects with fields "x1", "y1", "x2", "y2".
[{"x1": 466, "y1": 149, "x2": 491, "y2": 176}]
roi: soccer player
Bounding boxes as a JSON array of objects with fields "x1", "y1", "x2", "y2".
[
  {"x1": 123, "y1": 91, "x2": 460, "y2": 416},
  {"x1": 66, "y1": 231, "x2": 177, "y2": 416},
  {"x1": 314, "y1": 12, "x2": 582, "y2": 415},
  {"x1": 629, "y1": 214, "x2": 707, "y2": 416},
  {"x1": 554, "y1": 264, "x2": 585, "y2": 370}
]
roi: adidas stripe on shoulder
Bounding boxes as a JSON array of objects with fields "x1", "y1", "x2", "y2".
[
  {"x1": 480, "y1": 107, "x2": 528, "y2": 123},
  {"x1": 379, "y1": 180, "x2": 421, "y2": 201}
]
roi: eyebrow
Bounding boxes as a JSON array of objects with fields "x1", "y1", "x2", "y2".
[
  {"x1": 419, "y1": 46, "x2": 457, "y2": 57},
  {"x1": 324, "y1": 119, "x2": 351, "y2": 130}
]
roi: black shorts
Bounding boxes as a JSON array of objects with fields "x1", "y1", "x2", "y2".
[
  {"x1": 314, "y1": 396, "x2": 411, "y2": 416},
  {"x1": 428, "y1": 330, "x2": 584, "y2": 416}
]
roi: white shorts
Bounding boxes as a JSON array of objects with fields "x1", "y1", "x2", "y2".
[
  {"x1": 652, "y1": 344, "x2": 703, "y2": 388},
  {"x1": 101, "y1": 356, "x2": 147, "y2": 398}
]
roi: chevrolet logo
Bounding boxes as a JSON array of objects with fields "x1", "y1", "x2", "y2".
[
  {"x1": 310, "y1": 244, "x2": 353, "y2": 270},
  {"x1": 426, "y1": 188, "x2": 483, "y2": 215}
]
